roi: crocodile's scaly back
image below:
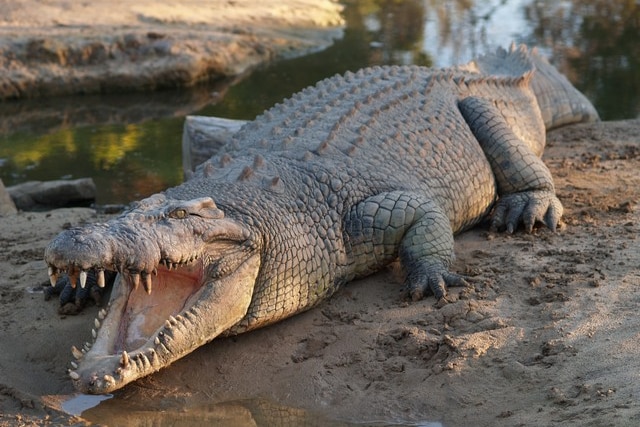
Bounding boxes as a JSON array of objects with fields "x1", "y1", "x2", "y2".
[{"x1": 460, "y1": 43, "x2": 600, "y2": 129}]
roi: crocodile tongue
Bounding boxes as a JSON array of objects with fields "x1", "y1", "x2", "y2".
[{"x1": 115, "y1": 264, "x2": 202, "y2": 350}]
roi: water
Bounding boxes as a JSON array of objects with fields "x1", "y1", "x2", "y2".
[
  {"x1": 0, "y1": 0, "x2": 637, "y2": 205},
  {"x1": 63, "y1": 393, "x2": 445, "y2": 427},
  {"x1": 60, "y1": 393, "x2": 113, "y2": 417}
]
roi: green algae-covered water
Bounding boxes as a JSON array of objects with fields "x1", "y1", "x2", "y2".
[{"x1": 0, "y1": 0, "x2": 638, "y2": 206}]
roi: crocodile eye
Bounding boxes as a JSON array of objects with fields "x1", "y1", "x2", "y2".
[{"x1": 170, "y1": 208, "x2": 188, "y2": 219}]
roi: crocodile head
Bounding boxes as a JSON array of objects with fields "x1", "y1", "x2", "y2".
[{"x1": 44, "y1": 194, "x2": 260, "y2": 394}]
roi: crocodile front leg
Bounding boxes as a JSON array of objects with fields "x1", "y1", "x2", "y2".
[
  {"x1": 458, "y1": 96, "x2": 563, "y2": 233},
  {"x1": 344, "y1": 191, "x2": 467, "y2": 302}
]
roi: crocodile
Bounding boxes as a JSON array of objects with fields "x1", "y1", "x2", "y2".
[{"x1": 44, "y1": 44, "x2": 598, "y2": 394}]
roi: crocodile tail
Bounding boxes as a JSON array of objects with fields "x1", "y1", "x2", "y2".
[{"x1": 460, "y1": 43, "x2": 600, "y2": 130}]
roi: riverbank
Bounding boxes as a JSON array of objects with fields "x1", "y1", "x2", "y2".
[
  {"x1": 0, "y1": 0, "x2": 344, "y2": 100},
  {"x1": 0, "y1": 119, "x2": 639, "y2": 426}
]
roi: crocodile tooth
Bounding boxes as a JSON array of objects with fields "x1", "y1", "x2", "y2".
[
  {"x1": 98, "y1": 308, "x2": 107, "y2": 320},
  {"x1": 131, "y1": 272, "x2": 140, "y2": 290},
  {"x1": 169, "y1": 315, "x2": 177, "y2": 325},
  {"x1": 120, "y1": 351, "x2": 130, "y2": 368},
  {"x1": 103, "y1": 374, "x2": 115, "y2": 384},
  {"x1": 48, "y1": 266, "x2": 58, "y2": 286},
  {"x1": 84, "y1": 341, "x2": 92, "y2": 350},
  {"x1": 97, "y1": 270, "x2": 105, "y2": 288},
  {"x1": 143, "y1": 273, "x2": 152, "y2": 295},
  {"x1": 164, "y1": 320, "x2": 172, "y2": 329},
  {"x1": 94, "y1": 318, "x2": 100, "y2": 329},
  {"x1": 70, "y1": 361, "x2": 78, "y2": 369},
  {"x1": 79, "y1": 270, "x2": 88, "y2": 288},
  {"x1": 91, "y1": 328, "x2": 97, "y2": 339},
  {"x1": 154, "y1": 337, "x2": 161, "y2": 346},
  {"x1": 152, "y1": 268, "x2": 158, "y2": 276},
  {"x1": 71, "y1": 346, "x2": 83, "y2": 360},
  {"x1": 140, "y1": 353, "x2": 150, "y2": 368},
  {"x1": 69, "y1": 370, "x2": 80, "y2": 380}
]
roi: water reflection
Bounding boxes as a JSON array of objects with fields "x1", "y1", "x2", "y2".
[
  {"x1": 523, "y1": 0, "x2": 640, "y2": 121},
  {"x1": 0, "y1": 0, "x2": 637, "y2": 205},
  {"x1": 79, "y1": 395, "x2": 444, "y2": 427}
]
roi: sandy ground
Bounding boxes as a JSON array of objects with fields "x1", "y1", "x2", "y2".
[
  {"x1": 0, "y1": 118, "x2": 638, "y2": 426},
  {"x1": 0, "y1": 0, "x2": 344, "y2": 99}
]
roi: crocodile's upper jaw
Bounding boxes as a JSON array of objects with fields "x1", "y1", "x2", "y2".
[{"x1": 69, "y1": 252, "x2": 260, "y2": 394}]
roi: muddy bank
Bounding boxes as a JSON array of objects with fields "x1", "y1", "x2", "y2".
[
  {"x1": 0, "y1": 0, "x2": 344, "y2": 100},
  {"x1": 0, "y1": 119, "x2": 638, "y2": 426}
]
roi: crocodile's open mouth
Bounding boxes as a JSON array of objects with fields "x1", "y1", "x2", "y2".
[
  {"x1": 56, "y1": 251, "x2": 260, "y2": 394},
  {"x1": 103, "y1": 262, "x2": 205, "y2": 353},
  {"x1": 63, "y1": 257, "x2": 207, "y2": 391}
]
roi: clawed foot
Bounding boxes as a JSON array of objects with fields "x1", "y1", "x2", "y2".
[
  {"x1": 404, "y1": 261, "x2": 469, "y2": 303},
  {"x1": 491, "y1": 191, "x2": 563, "y2": 233}
]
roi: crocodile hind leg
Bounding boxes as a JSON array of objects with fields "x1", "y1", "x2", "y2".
[
  {"x1": 345, "y1": 191, "x2": 467, "y2": 302},
  {"x1": 458, "y1": 96, "x2": 563, "y2": 233}
]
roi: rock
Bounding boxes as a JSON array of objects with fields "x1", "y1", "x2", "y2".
[
  {"x1": 182, "y1": 115, "x2": 247, "y2": 177},
  {"x1": 7, "y1": 178, "x2": 96, "y2": 211},
  {"x1": 0, "y1": 179, "x2": 17, "y2": 215}
]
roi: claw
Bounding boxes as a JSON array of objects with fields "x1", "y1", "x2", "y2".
[
  {"x1": 491, "y1": 191, "x2": 563, "y2": 233},
  {"x1": 405, "y1": 264, "x2": 469, "y2": 302}
]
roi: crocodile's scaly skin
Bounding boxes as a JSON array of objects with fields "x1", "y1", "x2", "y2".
[{"x1": 44, "y1": 44, "x2": 599, "y2": 393}]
